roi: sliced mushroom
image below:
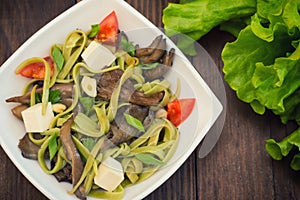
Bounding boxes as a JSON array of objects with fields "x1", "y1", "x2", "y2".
[
  {"x1": 163, "y1": 48, "x2": 175, "y2": 66},
  {"x1": 60, "y1": 116, "x2": 86, "y2": 200},
  {"x1": 139, "y1": 38, "x2": 167, "y2": 64},
  {"x1": 135, "y1": 35, "x2": 163, "y2": 57},
  {"x1": 6, "y1": 88, "x2": 43, "y2": 104},
  {"x1": 52, "y1": 163, "x2": 72, "y2": 183},
  {"x1": 11, "y1": 104, "x2": 28, "y2": 120},
  {"x1": 101, "y1": 104, "x2": 150, "y2": 150},
  {"x1": 143, "y1": 48, "x2": 175, "y2": 81},
  {"x1": 61, "y1": 98, "x2": 73, "y2": 108},
  {"x1": 6, "y1": 83, "x2": 74, "y2": 106},
  {"x1": 18, "y1": 133, "x2": 40, "y2": 160},
  {"x1": 96, "y1": 69, "x2": 164, "y2": 106},
  {"x1": 51, "y1": 83, "x2": 74, "y2": 99}
]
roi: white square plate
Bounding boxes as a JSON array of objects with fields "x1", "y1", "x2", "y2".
[{"x1": 0, "y1": 0, "x2": 222, "y2": 199}]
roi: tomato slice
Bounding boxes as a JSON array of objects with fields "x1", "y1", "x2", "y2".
[
  {"x1": 167, "y1": 98, "x2": 196, "y2": 127},
  {"x1": 16, "y1": 56, "x2": 54, "y2": 79},
  {"x1": 95, "y1": 11, "x2": 119, "y2": 44}
]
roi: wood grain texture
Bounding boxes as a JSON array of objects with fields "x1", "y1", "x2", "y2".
[{"x1": 0, "y1": 0, "x2": 300, "y2": 200}]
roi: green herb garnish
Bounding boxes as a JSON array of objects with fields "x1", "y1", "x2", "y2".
[
  {"x1": 79, "y1": 97, "x2": 95, "y2": 115},
  {"x1": 82, "y1": 137, "x2": 97, "y2": 152},
  {"x1": 35, "y1": 89, "x2": 61, "y2": 105},
  {"x1": 121, "y1": 36, "x2": 135, "y2": 56},
  {"x1": 52, "y1": 45, "x2": 64, "y2": 70},
  {"x1": 124, "y1": 113, "x2": 145, "y2": 132},
  {"x1": 137, "y1": 62, "x2": 159, "y2": 70},
  {"x1": 135, "y1": 153, "x2": 166, "y2": 166},
  {"x1": 48, "y1": 134, "x2": 58, "y2": 160},
  {"x1": 88, "y1": 24, "x2": 100, "y2": 38},
  {"x1": 49, "y1": 89, "x2": 61, "y2": 104}
]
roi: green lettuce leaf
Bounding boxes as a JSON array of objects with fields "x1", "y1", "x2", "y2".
[
  {"x1": 221, "y1": 0, "x2": 300, "y2": 170},
  {"x1": 163, "y1": 0, "x2": 300, "y2": 170},
  {"x1": 266, "y1": 139, "x2": 300, "y2": 171},
  {"x1": 291, "y1": 153, "x2": 300, "y2": 170},
  {"x1": 256, "y1": 0, "x2": 285, "y2": 19},
  {"x1": 222, "y1": 20, "x2": 300, "y2": 120},
  {"x1": 250, "y1": 13, "x2": 284, "y2": 42},
  {"x1": 266, "y1": 127, "x2": 300, "y2": 170},
  {"x1": 220, "y1": 16, "x2": 251, "y2": 37},
  {"x1": 282, "y1": 0, "x2": 300, "y2": 29},
  {"x1": 163, "y1": 0, "x2": 256, "y2": 39},
  {"x1": 162, "y1": 0, "x2": 256, "y2": 55}
]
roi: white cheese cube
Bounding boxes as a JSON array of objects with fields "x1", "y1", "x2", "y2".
[
  {"x1": 81, "y1": 76, "x2": 97, "y2": 97},
  {"x1": 81, "y1": 41, "x2": 116, "y2": 71},
  {"x1": 21, "y1": 102, "x2": 54, "y2": 133},
  {"x1": 94, "y1": 156, "x2": 124, "y2": 192}
]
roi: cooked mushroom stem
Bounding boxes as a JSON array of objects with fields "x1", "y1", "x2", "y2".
[
  {"x1": 60, "y1": 116, "x2": 86, "y2": 200},
  {"x1": 6, "y1": 88, "x2": 43, "y2": 104},
  {"x1": 11, "y1": 104, "x2": 29, "y2": 120},
  {"x1": 135, "y1": 35, "x2": 163, "y2": 57},
  {"x1": 6, "y1": 83, "x2": 73, "y2": 105}
]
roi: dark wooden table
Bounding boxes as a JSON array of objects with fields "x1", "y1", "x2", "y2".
[{"x1": 1, "y1": 0, "x2": 300, "y2": 199}]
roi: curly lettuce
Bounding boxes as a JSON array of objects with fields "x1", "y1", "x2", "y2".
[
  {"x1": 222, "y1": 0, "x2": 300, "y2": 170},
  {"x1": 223, "y1": 25, "x2": 300, "y2": 118},
  {"x1": 162, "y1": 0, "x2": 256, "y2": 55},
  {"x1": 163, "y1": 0, "x2": 300, "y2": 170},
  {"x1": 222, "y1": 0, "x2": 300, "y2": 122},
  {"x1": 266, "y1": 127, "x2": 300, "y2": 170},
  {"x1": 163, "y1": 0, "x2": 256, "y2": 40}
]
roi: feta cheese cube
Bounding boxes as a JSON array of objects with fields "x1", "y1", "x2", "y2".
[
  {"x1": 81, "y1": 41, "x2": 116, "y2": 71},
  {"x1": 21, "y1": 102, "x2": 54, "y2": 133},
  {"x1": 94, "y1": 156, "x2": 124, "y2": 192}
]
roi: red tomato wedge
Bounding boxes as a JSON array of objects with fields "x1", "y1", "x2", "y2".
[
  {"x1": 167, "y1": 98, "x2": 196, "y2": 127},
  {"x1": 16, "y1": 56, "x2": 54, "y2": 79},
  {"x1": 95, "y1": 11, "x2": 119, "y2": 44}
]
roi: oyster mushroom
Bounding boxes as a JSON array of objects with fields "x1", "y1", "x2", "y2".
[
  {"x1": 135, "y1": 35, "x2": 163, "y2": 57},
  {"x1": 18, "y1": 133, "x2": 40, "y2": 160},
  {"x1": 60, "y1": 116, "x2": 86, "y2": 200},
  {"x1": 6, "y1": 83, "x2": 74, "y2": 105},
  {"x1": 96, "y1": 68, "x2": 164, "y2": 106},
  {"x1": 143, "y1": 48, "x2": 175, "y2": 81}
]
